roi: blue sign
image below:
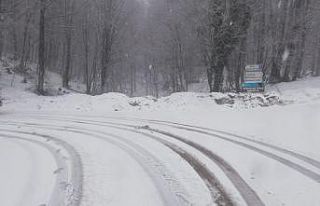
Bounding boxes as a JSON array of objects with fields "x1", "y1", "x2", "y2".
[
  {"x1": 242, "y1": 65, "x2": 265, "y2": 92},
  {"x1": 242, "y1": 83, "x2": 262, "y2": 88}
]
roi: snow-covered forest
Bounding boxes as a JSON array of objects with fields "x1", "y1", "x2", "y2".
[
  {"x1": 1, "y1": 0, "x2": 320, "y2": 96},
  {"x1": 1, "y1": 1, "x2": 320, "y2": 206}
]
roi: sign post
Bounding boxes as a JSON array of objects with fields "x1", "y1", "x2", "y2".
[{"x1": 241, "y1": 65, "x2": 265, "y2": 92}]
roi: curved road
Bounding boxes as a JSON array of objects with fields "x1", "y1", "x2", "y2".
[{"x1": 1, "y1": 113, "x2": 320, "y2": 206}]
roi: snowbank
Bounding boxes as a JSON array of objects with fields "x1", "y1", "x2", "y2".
[{"x1": 1, "y1": 58, "x2": 320, "y2": 112}]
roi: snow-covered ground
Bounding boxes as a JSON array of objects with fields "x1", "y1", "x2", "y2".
[
  {"x1": 0, "y1": 138, "x2": 56, "y2": 206},
  {"x1": 1, "y1": 66, "x2": 320, "y2": 206},
  {"x1": 2, "y1": 68, "x2": 320, "y2": 113}
]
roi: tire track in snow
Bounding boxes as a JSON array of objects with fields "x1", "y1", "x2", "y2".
[
  {"x1": 66, "y1": 119, "x2": 262, "y2": 206},
  {"x1": 70, "y1": 121, "x2": 235, "y2": 206},
  {"x1": 145, "y1": 119, "x2": 320, "y2": 170},
  {"x1": 0, "y1": 132, "x2": 83, "y2": 206},
  {"x1": 8, "y1": 113, "x2": 320, "y2": 171},
  {"x1": 136, "y1": 126, "x2": 265, "y2": 206},
  {"x1": 4, "y1": 115, "x2": 320, "y2": 205},
  {"x1": 64, "y1": 115, "x2": 320, "y2": 171},
  {"x1": 0, "y1": 123, "x2": 190, "y2": 206},
  {"x1": 139, "y1": 121, "x2": 320, "y2": 183},
  {"x1": 75, "y1": 115, "x2": 320, "y2": 171},
  {"x1": 145, "y1": 132, "x2": 234, "y2": 206},
  {"x1": 1, "y1": 118, "x2": 261, "y2": 206},
  {"x1": 48, "y1": 116, "x2": 320, "y2": 184}
]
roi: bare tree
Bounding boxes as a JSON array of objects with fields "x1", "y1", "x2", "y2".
[{"x1": 37, "y1": 0, "x2": 46, "y2": 95}]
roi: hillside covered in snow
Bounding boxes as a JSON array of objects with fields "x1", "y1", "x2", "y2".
[{"x1": 1, "y1": 62, "x2": 320, "y2": 113}]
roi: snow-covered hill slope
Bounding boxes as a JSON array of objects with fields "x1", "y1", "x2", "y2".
[
  {"x1": 1, "y1": 65, "x2": 320, "y2": 112},
  {"x1": 1, "y1": 56, "x2": 320, "y2": 112}
]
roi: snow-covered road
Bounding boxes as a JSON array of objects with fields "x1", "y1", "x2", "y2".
[
  {"x1": 1, "y1": 112, "x2": 320, "y2": 206},
  {"x1": 0, "y1": 136, "x2": 57, "y2": 206}
]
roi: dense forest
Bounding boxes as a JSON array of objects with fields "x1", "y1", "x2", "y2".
[{"x1": 0, "y1": 0, "x2": 320, "y2": 96}]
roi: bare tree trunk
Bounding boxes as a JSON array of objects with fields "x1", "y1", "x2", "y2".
[
  {"x1": 11, "y1": 27, "x2": 18, "y2": 60},
  {"x1": 207, "y1": 66, "x2": 214, "y2": 92},
  {"x1": 37, "y1": 0, "x2": 46, "y2": 95},
  {"x1": 177, "y1": 40, "x2": 186, "y2": 91},
  {"x1": 101, "y1": 26, "x2": 112, "y2": 93},
  {"x1": 62, "y1": 0, "x2": 73, "y2": 89},
  {"x1": 174, "y1": 26, "x2": 187, "y2": 92},
  {"x1": 82, "y1": 17, "x2": 91, "y2": 94},
  {"x1": 256, "y1": 0, "x2": 266, "y2": 64},
  {"x1": 292, "y1": 33, "x2": 306, "y2": 80},
  {"x1": 213, "y1": 61, "x2": 224, "y2": 92},
  {"x1": 63, "y1": 30, "x2": 72, "y2": 88},
  {"x1": 19, "y1": 11, "x2": 32, "y2": 73},
  {"x1": 315, "y1": 37, "x2": 320, "y2": 77},
  {"x1": 130, "y1": 63, "x2": 136, "y2": 97},
  {"x1": 317, "y1": 57, "x2": 320, "y2": 77},
  {"x1": 270, "y1": 0, "x2": 290, "y2": 83},
  {"x1": 0, "y1": 0, "x2": 3, "y2": 59},
  {"x1": 91, "y1": 38, "x2": 99, "y2": 95},
  {"x1": 152, "y1": 64, "x2": 159, "y2": 98},
  {"x1": 235, "y1": 38, "x2": 247, "y2": 92},
  {"x1": 10, "y1": 0, "x2": 18, "y2": 61},
  {"x1": 282, "y1": 45, "x2": 294, "y2": 82},
  {"x1": 292, "y1": 0, "x2": 310, "y2": 80}
]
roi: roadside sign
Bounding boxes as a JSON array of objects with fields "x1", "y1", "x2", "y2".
[
  {"x1": 244, "y1": 72, "x2": 263, "y2": 82},
  {"x1": 242, "y1": 65, "x2": 265, "y2": 92}
]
